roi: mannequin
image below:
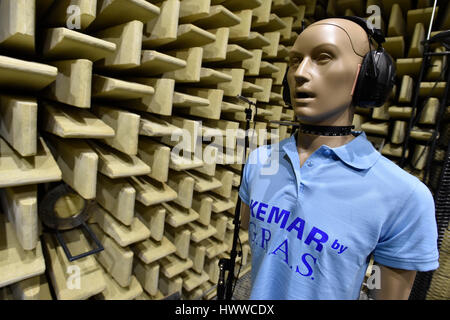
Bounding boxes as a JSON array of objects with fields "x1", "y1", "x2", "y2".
[
  {"x1": 287, "y1": 18, "x2": 370, "y2": 167},
  {"x1": 238, "y1": 18, "x2": 439, "y2": 300}
]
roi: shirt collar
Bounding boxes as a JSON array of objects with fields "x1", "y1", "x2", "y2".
[{"x1": 282, "y1": 130, "x2": 381, "y2": 170}]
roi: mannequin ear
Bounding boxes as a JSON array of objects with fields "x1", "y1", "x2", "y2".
[{"x1": 351, "y1": 64, "x2": 362, "y2": 96}]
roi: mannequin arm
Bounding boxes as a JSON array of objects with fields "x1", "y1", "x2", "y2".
[
  {"x1": 372, "y1": 264, "x2": 416, "y2": 300},
  {"x1": 240, "y1": 202, "x2": 250, "y2": 230}
]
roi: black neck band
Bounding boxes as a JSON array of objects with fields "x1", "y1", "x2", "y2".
[{"x1": 299, "y1": 124, "x2": 355, "y2": 136}]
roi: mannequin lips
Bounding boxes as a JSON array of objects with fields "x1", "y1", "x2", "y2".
[
  {"x1": 294, "y1": 90, "x2": 316, "y2": 104},
  {"x1": 295, "y1": 90, "x2": 315, "y2": 98}
]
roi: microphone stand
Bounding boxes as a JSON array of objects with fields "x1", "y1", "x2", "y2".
[{"x1": 217, "y1": 95, "x2": 256, "y2": 300}]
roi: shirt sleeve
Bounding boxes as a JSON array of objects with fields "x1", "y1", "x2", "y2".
[
  {"x1": 373, "y1": 180, "x2": 439, "y2": 271},
  {"x1": 238, "y1": 149, "x2": 254, "y2": 206}
]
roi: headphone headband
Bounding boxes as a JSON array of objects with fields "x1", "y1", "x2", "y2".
[{"x1": 336, "y1": 16, "x2": 386, "y2": 45}]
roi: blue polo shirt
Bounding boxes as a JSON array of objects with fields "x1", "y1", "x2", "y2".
[{"x1": 238, "y1": 130, "x2": 439, "y2": 300}]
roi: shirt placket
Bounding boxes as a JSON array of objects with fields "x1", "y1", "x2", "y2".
[
  {"x1": 298, "y1": 159, "x2": 312, "y2": 200},
  {"x1": 282, "y1": 141, "x2": 303, "y2": 200},
  {"x1": 296, "y1": 147, "x2": 330, "y2": 200}
]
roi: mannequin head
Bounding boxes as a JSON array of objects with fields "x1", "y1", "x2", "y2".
[{"x1": 287, "y1": 18, "x2": 372, "y2": 125}]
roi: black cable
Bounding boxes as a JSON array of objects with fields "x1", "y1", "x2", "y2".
[
  {"x1": 231, "y1": 234, "x2": 244, "y2": 298},
  {"x1": 413, "y1": 61, "x2": 448, "y2": 125},
  {"x1": 400, "y1": 40, "x2": 448, "y2": 168},
  {"x1": 251, "y1": 101, "x2": 258, "y2": 148},
  {"x1": 227, "y1": 96, "x2": 255, "y2": 299},
  {"x1": 236, "y1": 95, "x2": 258, "y2": 160},
  {"x1": 411, "y1": 142, "x2": 431, "y2": 170},
  {"x1": 413, "y1": 56, "x2": 449, "y2": 183},
  {"x1": 217, "y1": 96, "x2": 256, "y2": 300},
  {"x1": 232, "y1": 96, "x2": 256, "y2": 297},
  {"x1": 236, "y1": 97, "x2": 255, "y2": 292},
  {"x1": 402, "y1": 58, "x2": 448, "y2": 175}
]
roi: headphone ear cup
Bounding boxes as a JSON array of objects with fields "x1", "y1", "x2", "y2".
[
  {"x1": 354, "y1": 50, "x2": 396, "y2": 108},
  {"x1": 352, "y1": 53, "x2": 372, "y2": 108},
  {"x1": 375, "y1": 50, "x2": 396, "y2": 106},
  {"x1": 282, "y1": 70, "x2": 291, "y2": 106}
]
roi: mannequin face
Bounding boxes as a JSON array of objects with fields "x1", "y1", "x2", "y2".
[{"x1": 288, "y1": 19, "x2": 369, "y2": 124}]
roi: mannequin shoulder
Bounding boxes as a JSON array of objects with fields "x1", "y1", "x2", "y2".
[
  {"x1": 245, "y1": 136, "x2": 291, "y2": 165},
  {"x1": 372, "y1": 154, "x2": 431, "y2": 197}
]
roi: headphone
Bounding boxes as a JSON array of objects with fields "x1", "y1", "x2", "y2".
[{"x1": 283, "y1": 16, "x2": 396, "y2": 108}]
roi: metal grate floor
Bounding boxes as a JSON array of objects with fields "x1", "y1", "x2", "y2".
[{"x1": 232, "y1": 272, "x2": 252, "y2": 300}]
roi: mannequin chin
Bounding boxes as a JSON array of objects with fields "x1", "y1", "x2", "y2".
[{"x1": 288, "y1": 19, "x2": 370, "y2": 127}]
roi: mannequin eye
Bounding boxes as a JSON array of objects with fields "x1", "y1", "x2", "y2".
[{"x1": 317, "y1": 53, "x2": 332, "y2": 63}]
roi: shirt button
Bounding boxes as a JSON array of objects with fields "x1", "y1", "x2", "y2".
[
  {"x1": 324, "y1": 149, "x2": 332, "y2": 157},
  {"x1": 307, "y1": 161, "x2": 313, "y2": 167}
]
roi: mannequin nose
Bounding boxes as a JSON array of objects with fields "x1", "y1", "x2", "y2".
[{"x1": 294, "y1": 58, "x2": 311, "y2": 84}]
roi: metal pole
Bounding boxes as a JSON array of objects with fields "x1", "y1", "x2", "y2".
[
  {"x1": 426, "y1": 0, "x2": 438, "y2": 41},
  {"x1": 399, "y1": 0, "x2": 439, "y2": 168},
  {"x1": 424, "y1": 56, "x2": 450, "y2": 185},
  {"x1": 217, "y1": 96, "x2": 255, "y2": 300}
]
